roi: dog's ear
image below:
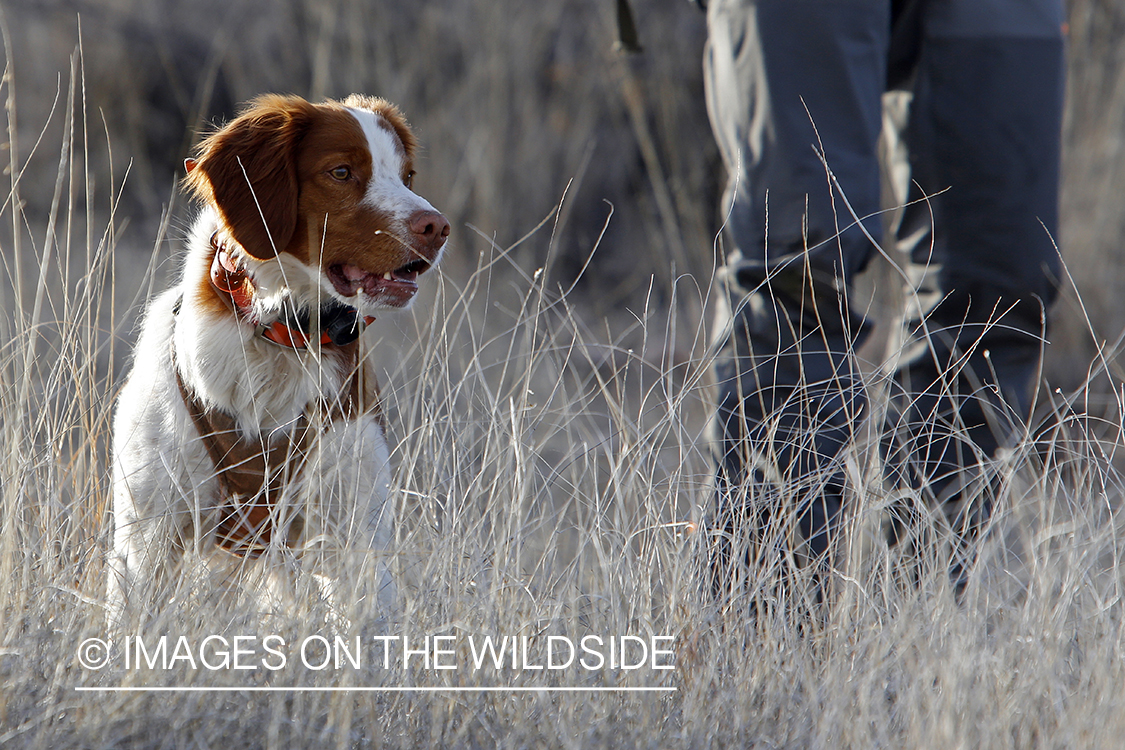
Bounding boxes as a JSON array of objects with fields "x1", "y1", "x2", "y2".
[{"x1": 184, "y1": 95, "x2": 313, "y2": 260}]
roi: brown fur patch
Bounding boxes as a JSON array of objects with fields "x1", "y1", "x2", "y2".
[
  {"x1": 174, "y1": 341, "x2": 380, "y2": 556},
  {"x1": 342, "y1": 94, "x2": 418, "y2": 160}
]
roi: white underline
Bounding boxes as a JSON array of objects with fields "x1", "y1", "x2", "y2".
[{"x1": 75, "y1": 686, "x2": 676, "y2": 693}]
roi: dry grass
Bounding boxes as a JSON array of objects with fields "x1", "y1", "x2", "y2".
[{"x1": 3, "y1": 4, "x2": 1125, "y2": 748}]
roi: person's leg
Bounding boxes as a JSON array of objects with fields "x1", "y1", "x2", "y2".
[
  {"x1": 704, "y1": 0, "x2": 890, "y2": 597},
  {"x1": 888, "y1": 0, "x2": 1065, "y2": 589}
]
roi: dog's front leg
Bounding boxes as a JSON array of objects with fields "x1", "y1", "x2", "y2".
[
  {"x1": 300, "y1": 416, "x2": 397, "y2": 630},
  {"x1": 107, "y1": 481, "x2": 192, "y2": 632},
  {"x1": 108, "y1": 427, "x2": 210, "y2": 632}
]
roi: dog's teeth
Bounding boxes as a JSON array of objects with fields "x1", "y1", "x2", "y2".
[{"x1": 383, "y1": 272, "x2": 394, "y2": 281}]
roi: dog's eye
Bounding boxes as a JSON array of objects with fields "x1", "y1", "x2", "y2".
[
  {"x1": 404, "y1": 170, "x2": 415, "y2": 189},
  {"x1": 329, "y1": 166, "x2": 351, "y2": 181}
]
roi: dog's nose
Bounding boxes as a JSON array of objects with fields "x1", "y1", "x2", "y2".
[{"x1": 408, "y1": 210, "x2": 450, "y2": 246}]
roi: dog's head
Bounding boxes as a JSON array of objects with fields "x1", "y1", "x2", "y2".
[{"x1": 184, "y1": 93, "x2": 447, "y2": 316}]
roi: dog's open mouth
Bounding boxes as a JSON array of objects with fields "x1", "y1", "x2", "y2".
[{"x1": 327, "y1": 259, "x2": 432, "y2": 302}]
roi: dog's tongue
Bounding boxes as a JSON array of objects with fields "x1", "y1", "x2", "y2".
[
  {"x1": 342, "y1": 264, "x2": 368, "y2": 283},
  {"x1": 331, "y1": 264, "x2": 377, "y2": 296},
  {"x1": 328, "y1": 263, "x2": 420, "y2": 302}
]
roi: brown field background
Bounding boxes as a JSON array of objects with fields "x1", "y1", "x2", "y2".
[{"x1": 6, "y1": 0, "x2": 1121, "y2": 395}]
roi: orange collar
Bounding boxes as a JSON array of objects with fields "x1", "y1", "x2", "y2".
[{"x1": 208, "y1": 234, "x2": 374, "y2": 349}]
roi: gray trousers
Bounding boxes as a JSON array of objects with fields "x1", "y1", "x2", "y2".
[{"x1": 705, "y1": 0, "x2": 1065, "y2": 566}]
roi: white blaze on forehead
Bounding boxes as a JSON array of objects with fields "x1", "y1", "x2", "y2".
[{"x1": 346, "y1": 107, "x2": 437, "y2": 218}]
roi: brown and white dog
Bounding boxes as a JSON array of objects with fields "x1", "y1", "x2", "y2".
[{"x1": 108, "y1": 94, "x2": 447, "y2": 629}]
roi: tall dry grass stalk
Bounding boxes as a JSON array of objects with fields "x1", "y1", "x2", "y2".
[{"x1": 3, "y1": 40, "x2": 1125, "y2": 750}]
